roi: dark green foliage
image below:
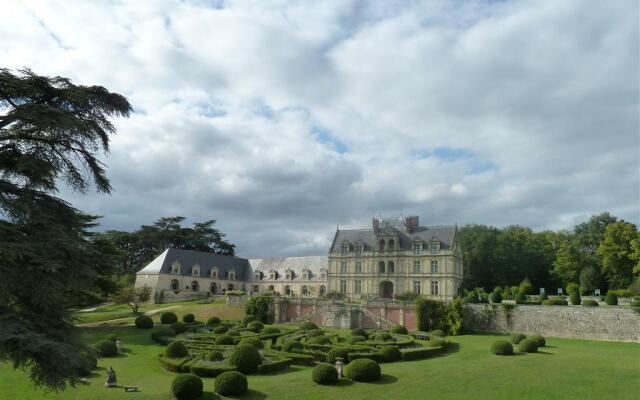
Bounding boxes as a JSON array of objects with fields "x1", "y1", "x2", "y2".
[
  {"x1": 95, "y1": 340, "x2": 118, "y2": 357},
  {"x1": 518, "y1": 339, "x2": 538, "y2": 353},
  {"x1": 229, "y1": 344, "x2": 262, "y2": 374},
  {"x1": 135, "y1": 315, "x2": 154, "y2": 329},
  {"x1": 426, "y1": 337, "x2": 445, "y2": 348},
  {"x1": 569, "y1": 291, "x2": 581, "y2": 305},
  {"x1": 243, "y1": 315, "x2": 258, "y2": 325},
  {"x1": 510, "y1": 333, "x2": 526, "y2": 344},
  {"x1": 490, "y1": 291, "x2": 503, "y2": 303},
  {"x1": 308, "y1": 335, "x2": 332, "y2": 345},
  {"x1": 227, "y1": 329, "x2": 240, "y2": 337},
  {"x1": 515, "y1": 292, "x2": 527, "y2": 304},
  {"x1": 350, "y1": 328, "x2": 368, "y2": 338},
  {"x1": 312, "y1": 363, "x2": 338, "y2": 385},
  {"x1": 214, "y1": 371, "x2": 248, "y2": 396},
  {"x1": 151, "y1": 326, "x2": 176, "y2": 344},
  {"x1": 165, "y1": 341, "x2": 189, "y2": 358},
  {"x1": 182, "y1": 313, "x2": 195, "y2": 323},
  {"x1": 206, "y1": 351, "x2": 224, "y2": 361},
  {"x1": 630, "y1": 299, "x2": 640, "y2": 307},
  {"x1": 582, "y1": 299, "x2": 599, "y2": 307},
  {"x1": 239, "y1": 337, "x2": 264, "y2": 349},
  {"x1": 245, "y1": 293, "x2": 273, "y2": 323},
  {"x1": 394, "y1": 292, "x2": 420, "y2": 301},
  {"x1": 206, "y1": 316, "x2": 221, "y2": 325},
  {"x1": 261, "y1": 327, "x2": 279, "y2": 334},
  {"x1": 348, "y1": 335, "x2": 366, "y2": 344},
  {"x1": 300, "y1": 321, "x2": 319, "y2": 331},
  {"x1": 160, "y1": 312, "x2": 178, "y2": 324},
  {"x1": 380, "y1": 346, "x2": 402, "y2": 362},
  {"x1": 258, "y1": 358, "x2": 292, "y2": 374},
  {"x1": 373, "y1": 332, "x2": 392, "y2": 341},
  {"x1": 75, "y1": 351, "x2": 98, "y2": 376},
  {"x1": 247, "y1": 321, "x2": 264, "y2": 332},
  {"x1": 401, "y1": 347, "x2": 446, "y2": 360},
  {"x1": 306, "y1": 329, "x2": 324, "y2": 338},
  {"x1": 189, "y1": 362, "x2": 237, "y2": 378},
  {"x1": 281, "y1": 340, "x2": 303, "y2": 352},
  {"x1": 171, "y1": 373, "x2": 203, "y2": 400},
  {"x1": 213, "y1": 325, "x2": 229, "y2": 334},
  {"x1": 346, "y1": 358, "x2": 381, "y2": 382},
  {"x1": 429, "y1": 330, "x2": 445, "y2": 338},
  {"x1": 529, "y1": 335, "x2": 546, "y2": 347},
  {"x1": 605, "y1": 291, "x2": 618, "y2": 305},
  {"x1": 171, "y1": 321, "x2": 188, "y2": 334},
  {"x1": 214, "y1": 335, "x2": 234, "y2": 345},
  {"x1": 490, "y1": 340, "x2": 513, "y2": 355},
  {"x1": 416, "y1": 298, "x2": 447, "y2": 332},
  {"x1": 539, "y1": 292, "x2": 548, "y2": 301},
  {"x1": 566, "y1": 283, "x2": 580, "y2": 294},
  {"x1": 391, "y1": 325, "x2": 408, "y2": 334},
  {"x1": 326, "y1": 348, "x2": 350, "y2": 364},
  {"x1": 542, "y1": 298, "x2": 568, "y2": 305},
  {"x1": 348, "y1": 352, "x2": 384, "y2": 363}
]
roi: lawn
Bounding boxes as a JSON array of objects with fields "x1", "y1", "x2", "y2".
[{"x1": 1, "y1": 321, "x2": 638, "y2": 400}]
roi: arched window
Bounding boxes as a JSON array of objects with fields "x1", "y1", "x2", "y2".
[
  {"x1": 285, "y1": 285, "x2": 291, "y2": 296},
  {"x1": 171, "y1": 279, "x2": 179, "y2": 290},
  {"x1": 379, "y1": 239, "x2": 385, "y2": 250},
  {"x1": 388, "y1": 261, "x2": 395, "y2": 273},
  {"x1": 252, "y1": 285, "x2": 259, "y2": 293},
  {"x1": 191, "y1": 265, "x2": 200, "y2": 276},
  {"x1": 378, "y1": 261, "x2": 386, "y2": 273},
  {"x1": 319, "y1": 285, "x2": 326, "y2": 296},
  {"x1": 191, "y1": 281, "x2": 199, "y2": 292},
  {"x1": 210, "y1": 268, "x2": 218, "y2": 279},
  {"x1": 302, "y1": 285, "x2": 308, "y2": 296},
  {"x1": 229, "y1": 269, "x2": 236, "y2": 280},
  {"x1": 268, "y1": 285, "x2": 275, "y2": 291},
  {"x1": 210, "y1": 282, "x2": 217, "y2": 294},
  {"x1": 388, "y1": 239, "x2": 395, "y2": 250}
]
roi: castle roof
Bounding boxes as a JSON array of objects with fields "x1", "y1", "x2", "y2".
[
  {"x1": 249, "y1": 256, "x2": 328, "y2": 281},
  {"x1": 137, "y1": 248, "x2": 251, "y2": 280}
]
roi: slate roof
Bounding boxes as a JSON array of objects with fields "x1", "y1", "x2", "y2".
[
  {"x1": 137, "y1": 248, "x2": 251, "y2": 280},
  {"x1": 248, "y1": 256, "x2": 328, "y2": 281},
  {"x1": 330, "y1": 224, "x2": 456, "y2": 253}
]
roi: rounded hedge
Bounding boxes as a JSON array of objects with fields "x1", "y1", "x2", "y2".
[
  {"x1": 165, "y1": 341, "x2": 189, "y2": 358},
  {"x1": 426, "y1": 336, "x2": 445, "y2": 348},
  {"x1": 490, "y1": 340, "x2": 513, "y2": 355},
  {"x1": 206, "y1": 350, "x2": 224, "y2": 361},
  {"x1": 308, "y1": 335, "x2": 332, "y2": 345},
  {"x1": 229, "y1": 344, "x2": 262, "y2": 374},
  {"x1": 160, "y1": 311, "x2": 178, "y2": 324},
  {"x1": 605, "y1": 292, "x2": 618, "y2": 305},
  {"x1": 630, "y1": 299, "x2": 640, "y2": 308},
  {"x1": 306, "y1": 329, "x2": 325, "y2": 338},
  {"x1": 327, "y1": 348, "x2": 350, "y2": 364},
  {"x1": 247, "y1": 321, "x2": 264, "y2": 332},
  {"x1": 380, "y1": 345, "x2": 402, "y2": 362},
  {"x1": 569, "y1": 292, "x2": 581, "y2": 305},
  {"x1": 390, "y1": 325, "x2": 408, "y2": 335},
  {"x1": 312, "y1": 363, "x2": 338, "y2": 385},
  {"x1": 214, "y1": 371, "x2": 248, "y2": 396},
  {"x1": 515, "y1": 292, "x2": 527, "y2": 304},
  {"x1": 171, "y1": 373, "x2": 203, "y2": 400},
  {"x1": 351, "y1": 328, "x2": 367, "y2": 338},
  {"x1": 182, "y1": 313, "x2": 195, "y2": 323},
  {"x1": 300, "y1": 321, "x2": 319, "y2": 331},
  {"x1": 262, "y1": 327, "x2": 280, "y2": 334},
  {"x1": 171, "y1": 321, "x2": 188, "y2": 334},
  {"x1": 214, "y1": 335, "x2": 234, "y2": 345},
  {"x1": 582, "y1": 299, "x2": 599, "y2": 307},
  {"x1": 348, "y1": 335, "x2": 366, "y2": 345},
  {"x1": 518, "y1": 339, "x2": 538, "y2": 353},
  {"x1": 346, "y1": 358, "x2": 381, "y2": 382},
  {"x1": 105, "y1": 333, "x2": 119, "y2": 342},
  {"x1": 76, "y1": 350, "x2": 98, "y2": 375},
  {"x1": 243, "y1": 315, "x2": 258, "y2": 325},
  {"x1": 429, "y1": 330, "x2": 445, "y2": 338},
  {"x1": 227, "y1": 329, "x2": 240, "y2": 337},
  {"x1": 213, "y1": 325, "x2": 229, "y2": 334},
  {"x1": 206, "y1": 316, "x2": 221, "y2": 325},
  {"x1": 510, "y1": 333, "x2": 526, "y2": 344},
  {"x1": 373, "y1": 332, "x2": 392, "y2": 341},
  {"x1": 542, "y1": 298, "x2": 568, "y2": 306},
  {"x1": 239, "y1": 337, "x2": 264, "y2": 349},
  {"x1": 490, "y1": 292, "x2": 503, "y2": 304},
  {"x1": 281, "y1": 340, "x2": 303, "y2": 352},
  {"x1": 135, "y1": 315, "x2": 154, "y2": 329},
  {"x1": 151, "y1": 326, "x2": 176, "y2": 344},
  {"x1": 95, "y1": 340, "x2": 118, "y2": 357},
  {"x1": 529, "y1": 334, "x2": 546, "y2": 347}
]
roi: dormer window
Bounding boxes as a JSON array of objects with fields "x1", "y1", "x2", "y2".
[
  {"x1": 254, "y1": 271, "x2": 262, "y2": 280},
  {"x1": 388, "y1": 239, "x2": 395, "y2": 250},
  {"x1": 320, "y1": 268, "x2": 327, "y2": 280},
  {"x1": 171, "y1": 261, "x2": 181, "y2": 274},
  {"x1": 191, "y1": 265, "x2": 200, "y2": 276},
  {"x1": 413, "y1": 242, "x2": 422, "y2": 255},
  {"x1": 302, "y1": 269, "x2": 310, "y2": 280},
  {"x1": 269, "y1": 269, "x2": 277, "y2": 280},
  {"x1": 341, "y1": 243, "x2": 349, "y2": 255},
  {"x1": 229, "y1": 269, "x2": 236, "y2": 280},
  {"x1": 430, "y1": 241, "x2": 440, "y2": 254},
  {"x1": 285, "y1": 269, "x2": 294, "y2": 280},
  {"x1": 355, "y1": 243, "x2": 364, "y2": 255},
  {"x1": 210, "y1": 267, "x2": 218, "y2": 279}
]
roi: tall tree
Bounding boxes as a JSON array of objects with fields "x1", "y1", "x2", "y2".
[
  {"x1": 0, "y1": 68, "x2": 130, "y2": 389},
  {"x1": 597, "y1": 222, "x2": 639, "y2": 289}
]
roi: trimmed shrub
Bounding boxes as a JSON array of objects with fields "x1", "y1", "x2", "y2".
[
  {"x1": 165, "y1": 341, "x2": 189, "y2": 358},
  {"x1": 243, "y1": 315, "x2": 258, "y2": 325},
  {"x1": 135, "y1": 315, "x2": 153, "y2": 329},
  {"x1": 312, "y1": 363, "x2": 338, "y2": 385},
  {"x1": 95, "y1": 340, "x2": 118, "y2": 357},
  {"x1": 529, "y1": 335, "x2": 546, "y2": 347},
  {"x1": 258, "y1": 358, "x2": 292, "y2": 374},
  {"x1": 206, "y1": 350, "x2": 224, "y2": 361},
  {"x1": 489, "y1": 291, "x2": 503, "y2": 304},
  {"x1": 346, "y1": 358, "x2": 381, "y2": 382},
  {"x1": 518, "y1": 339, "x2": 538, "y2": 353},
  {"x1": 390, "y1": 325, "x2": 408, "y2": 335},
  {"x1": 539, "y1": 292, "x2": 548, "y2": 301},
  {"x1": 190, "y1": 361, "x2": 237, "y2": 378},
  {"x1": 239, "y1": 337, "x2": 264, "y2": 349},
  {"x1": 160, "y1": 311, "x2": 178, "y2": 324},
  {"x1": 429, "y1": 330, "x2": 445, "y2": 338},
  {"x1": 542, "y1": 298, "x2": 568, "y2": 306},
  {"x1": 630, "y1": 299, "x2": 640, "y2": 308},
  {"x1": 226, "y1": 329, "x2": 240, "y2": 337},
  {"x1": 206, "y1": 316, "x2": 221, "y2": 325},
  {"x1": 247, "y1": 321, "x2": 264, "y2": 332},
  {"x1": 373, "y1": 332, "x2": 392, "y2": 341},
  {"x1": 171, "y1": 373, "x2": 203, "y2": 400},
  {"x1": 490, "y1": 340, "x2": 513, "y2": 355},
  {"x1": 582, "y1": 299, "x2": 599, "y2": 307},
  {"x1": 380, "y1": 346, "x2": 402, "y2": 362},
  {"x1": 229, "y1": 344, "x2": 262, "y2": 374},
  {"x1": 105, "y1": 333, "x2": 119, "y2": 342},
  {"x1": 262, "y1": 327, "x2": 280, "y2": 334},
  {"x1": 348, "y1": 335, "x2": 366, "y2": 345},
  {"x1": 515, "y1": 292, "x2": 527, "y2": 304},
  {"x1": 214, "y1": 335, "x2": 234, "y2": 345},
  {"x1": 300, "y1": 321, "x2": 319, "y2": 331},
  {"x1": 76, "y1": 350, "x2": 98, "y2": 375},
  {"x1": 569, "y1": 291, "x2": 581, "y2": 305},
  {"x1": 326, "y1": 348, "x2": 350, "y2": 364},
  {"x1": 308, "y1": 335, "x2": 332, "y2": 345},
  {"x1": 214, "y1": 371, "x2": 248, "y2": 397},
  {"x1": 605, "y1": 292, "x2": 618, "y2": 305},
  {"x1": 401, "y1": 347, "x2": 444, "y2": 361},
  {"x1": 306, "y1": 329, "x2": 324, "y2": 338},
  {"x1": 151, "y1": 326, "x2": 176, "y2": 344},
  {"x1": 351, "y1": 328, "x2": 368, "y2": 338},
  {"x1": 510, "y1": 333, "x2": 526, "y2": 344},
  {"x1": 566, "y1": 283, "x2": 580, "y2": 295},
  {"x1": 213, "y1": 325, "x2": 229, "y2": 334},
  {"x1": 281, "y1": 340, "x2": 303, "y2": 352},
  {"x1": 426, "y1": 337, "x2": 445, "y2": 348},
  {"x1": 171, "y1": 321, "x2": 188, "y2": 334},
  {"x1": 182, "y1": 313, "x2": 195, "y2": 323},
  {"x1": 348, "y1": 351, "x2": 384, "y2": 363}
]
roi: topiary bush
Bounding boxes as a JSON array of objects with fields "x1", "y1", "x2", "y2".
[
  {"x1": 171, "y1": 373, "x2": 203, "y2": 400},
  {"x1": 348, "y1": 335, "x2": 366, "y2": 344},
  {"x1": 630, "y1": 299, "x2": 640, "y2": 308},
  {"x1": 243, "y1": 315, "x2": 258, "y2": 325},
  {"x1": 510, "y1": 333, "x2": 526, "y2": 344},
  {"x1": 605, "y1": 291, "x2": 618, "y2": 305},
  {"x1": 213, "y1": 325, "x2": 229, "y2": 334},
  {"x1": 380, "y1": 346, "x2": 402, "y2": 362},
  {"x1": 326, "y1": 348, "x2": 350, "y2": 364},
  {"x1": 262, "y1": 327, "x2": 280, "y2": 334},
  {"x1": 239, "y1": 337, "x2": 264, "y2": 349},
  {"x1": 165, "y1": 341, "x2": 189, "y2": 358},
  {"x1": 151, "y1": 326, "x2": 176, "y2": 344},
  {"x1": 214, "y1": 371, "x2": 248, "y2": 396},
  {"x1": 182, "y1": 313, "x2": 195, "y2": 323},
  {"x1": 518, "y1": 339, "x2": 538, "y2": 353},
  {"x1": 300, "y1": 321, "x2": 319, "y2": 330},
  {"x1": 214, "y1": 335, "x2": 234, "y2": 345},
  {"x1": 135, "y1": 315, "x2": 154, "y2": 329},
  {"x1": 429, "y1": 330, "x2": 444, "y2": 338},
  {"x1": 490, "y1": 340, "x2": 513, "y2": 355},
  {"x1": 373, "y1": 332, "x2": 392, "y2": 341},
  {"x1": 229, "y1": 343, "x2": 262, "y2": 374},
  {"x1": 529, "y1": 334, "x2": 546, "y2": 347},
  {"x1": 206, "y1": 316, "x2": 221, "y2": 325},
  {"x1": 160, "y1": 311, "x2": 178, "y2": 324},
  {"x1": 227, "y1": 329, "x2": 240, "y2": 337},
  {"x1": 308, "y1": 335, "x2": 332, "y2": 345},
  {"x1": 569, "y1": 291, "x2": 581, "y2": 305},
  {"x1": 542, "y1": 298, "x2": 568, "y2": 306},
  {"x1": 171, "y1": 321, "x2": 188, "y2": 334},
  {"x1": 95, "y1": 340, "x2": 118, "y2": 357},
  {"x1": 306, "y1": 329, "x2": 325, "y2": 338},
  {"x1": 351, "y1": 328, "x2": 368, "y2": 338},
  {"x1": 312, "y1": 363, "x2": 338, "y2": 385},
  {"x1": 346, "y1": 358, "x2": 381, "y2": 382},
  {"x1": 206, "y1": 350, "x2": 224, "y2": 361},
  {"x1": 390, "y1": 325, "x2": 408, "y2": 335},
  {"x1": 582, "y1": 299, "x2": 599, "y2": 307},
  {"x1": 426, "y1": 337, "x2": 445, "y2": 348},
  {"x1": 247, "y1": 321, "x2": 264, "y2": 332},
  {"x1": 490, "y1": 291, "x2": 503, "y2": 304},
  {"x1": 515, "y1": 292, "x2": 527, "y2": 304},
  {"x1": 281, "y1": 340, "x2": 303, "y2": 352}
]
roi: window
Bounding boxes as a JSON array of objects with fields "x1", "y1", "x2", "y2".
[
  {"x1": 354, "y1": 280, "x2": 362, "y2": 294},
  {"x1": 252, "y1": 285, "x2": 259, "y2": 293},
  {"x1": 413, "y1": 280, "x2": 421, "y2": 294},
  {"x1": 254, "y1": 271, "x2": 262, "y2": 280},
  {"x1": 319, "y1": 285, "x2": 326, "y2": 296},
  {"x1": 286, "y1": 270, "x2": 293, "y2": 280},
  {"x1": 413, "y1": 242, "x2": 422, "y2": 255},
  {"x1": 413, "y1": 261, "x2": 421, "y2": 273},
  {"x1": 340, "y1": 280, "x2": 347, "y2": 293},
  {"x1": 430, "y1": 242, "x2": 439, "y2": 254},
  {"x1": 191, "y1": 281, "x2": 199, "y2": 292},
  {"x1": 285, "y1": 285, "x2": 291, "y2": 296},
  {"x1": 171, "y1": 261, "x2": 181, "y2": 274},
  {"x1": 388, "y1": 261, "x2": 395, "y2": 273},
  {"x1": 355, "y1": 245, "x2": 363, "y2": 255},
  {"x1": 229, "y1": 270, "x2": 236, "y2": 280},
  {"x1": 378, "y1": 261, "x2": 385, "y2": 273},
  {"x1": 431, "y1": 281, "x2": 439, "y2": 295},
  {"x1": 341, "y1": 244, "x2": 349, "y2": 255},
  {"x1": 302, "y1": 285, "x2": 309, "y2": 296},
  {"x1": 388, "y1": 239, "x2": 395, "y2": 249},
  {"x1": 210, "y1": 282, "x2": 217, "y2": 294},
  {"x1": 210, "y1": 268, "x2": 218, "y2": 279},
  {"x1": 431, "y1": 261, "x2": 439, "y2": 274},
  {"x1": 170, "y1": 279, "x2": 179, "y2": 290},
  {"x1": 340, "y1": 261, "x2": 347, "y2": 273},
  {"x1": 379, "y1": 239, "x2": 385, "y2": 250},
  {"x1": 355, "y1": 261, "x2": 363, "y2": 273},
  {"x1": 269, "y1": 270, "x2": 276, "y2": 280},
  {"x1": 321, "y1": 272, "x2": 326, "y2": 279},
  {"x1": 191, "y1": 265, "x2": 200, "y2": 276}
]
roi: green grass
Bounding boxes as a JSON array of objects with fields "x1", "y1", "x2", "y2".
[{"x1": 1, "y1": 327, "x2": 638, "y2": 400}]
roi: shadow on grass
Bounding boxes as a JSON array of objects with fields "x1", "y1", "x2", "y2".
[
  {"x1": 369, "y1": 374, "x2": 398, "y2": 385},
  {"x1": 197, "y1": 392, "x2": 222, "y2": 400},
  {"x1": 335, "y1": 379, "x2": 354, "y2": 387},
  {"x1": 233, "y1": 389, "x2": 268, "y2": 399}
]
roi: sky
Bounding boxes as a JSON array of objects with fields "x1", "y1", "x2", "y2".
[{"x1": 1, "y1": 0, "x2": 638, "y2": 257}]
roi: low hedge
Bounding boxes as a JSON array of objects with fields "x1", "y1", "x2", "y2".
[
  {"x1": 95, "y1": 340, "x2": 118, "y2": 357},
  {"x1": 165, "y1": 341, "x2": 189, "y2": 358},
  {"x1": 151, "y1": 326, "x2": 176, "y2": 345},
  {"x1": 426, "y1": 337, "x2": 445, "y2": 348},
  {"x1": 380, "y1": 345, "x2": 402, "y2": 362},
  {"x1": 348, "y1": 335, "x2": 366, "y2": 344},
  {"x1": 307, "y1": 335, "x2": 332, "y2": 345},
  {"x1": 262, "y1": 327, "x2": 280, "y2": 335},
  {"x1": 206, "y1": 316, "x2": 221, "y2": 325},
  {"x1": 171, "y1": 373, "x2": 203, "y2": 400},
  {"x1": 351, "y1": 328, "x2": 368, "y2": 338},
  {"x1": 135, "y1": 315, "x2": 154, "y2": 329},
  {"x1": 160, "y1": 311, "x2": 178, "y2": 324},
  {"x1": 346, "y1": 358, "x2": 381, "y2": 382},
  {"x1": 542, "y1": 298, "x2": 568, "y2": 306},
  {"x1": 206, "y1": 351, "x2": 224, "y2": 361},
  {"x1": 390, "y1": 325, "x2": 408, "y2": 335},
  {"x1": 605, "y1": 292, "x2": 618, "y2": 305},
  {"x1": 306, "y1": 329, "x2": 325, "y2": 338},
  {"x1": 348, "y1": 351, "x2": 384, "y2": 363},
  {"x1": 429, "y1": 330, "x2": 444, "y2": 338},
  {"x1": 214, "y1": 335, "x2": 235, "y2": 345},
  {"x1": 182, "y1": 313, "x2": 195, "y2": 323},
  {"x1": 258, "y1": 358, "x2": 292, "y2": 374},
  {"x1": 529, "y1": 335, "x2": 546, "y2": 347},
  {"x1": 312, "y1": 363, "x2": 338, "y2": 385},
  {"x1": 243, "y1": 315, "x2": 258, "y2": 325},
  {"x1": 229, "y1": 343, "x2": 262, "y2": 374},
  {"x1": 490, "y1": 340, "x2": 513, "y2": 355},
  {"x1": 326, "y1": 348, "x2": 350, "y2": 364},
  {"x1": 582, "y1": 299, "x2": 599, "y2": 307},
  {"x1": 300, "y1": 321, "x2": 319, "y2": 331},
  {"x1": 159, "y1": 356, "x2": 195, "y2": 373},
  {"x1": 247, "y1": 321, "x2": 264, "y2": 332},
  {"x1": 269, "y1": 349, "x2": 316, "y2": 365},
  {"x1": 518, "y1": 339, "x2": 538, "y2": 353},
  {"x1": 213, "y1": 325, "x2": 229, "y2": 334},
  {"x1": 401, "y1": 346, "x2": 446, "y2": 361},
  {"x1": 189, "y1": 361, "x2": 236, "y2": 378},
  {"x1": 171, "y1": 321, "x2": 188, "y2": 334},
  {"x1": 510, "y1": 333, "x2": 526, "y2": 344},
  {"x1": 281, "y1": 340, "x2": 303, "y2": 352},
  {"x1": 630, "y1": 299, "x2": 640, "y2": 308},
  {"x1": 214, "y1": 371, "x2": 248, "y2": 396},
  {"x1": 373, "y1": 332, "x2": 393, "y2": 341},
  {"x1": 239, "y1": 337, "x2": 264, "y2": 349}
]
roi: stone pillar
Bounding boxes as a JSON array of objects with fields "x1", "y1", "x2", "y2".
[{"x1": 399, "y1": 307, "x2": 405, "y2": 326}]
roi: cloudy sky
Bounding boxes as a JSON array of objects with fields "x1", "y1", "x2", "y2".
[{"x1": 1, "y1": 0, "x2": 638, "y2": 257}]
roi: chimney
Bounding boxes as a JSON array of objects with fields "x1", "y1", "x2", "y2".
[
  {"x1": 405, "y1": 216, "x2": 419, "y2": 233},
  {"x1": 372, "y1": 217, "x2": 379, "y2": 234}
]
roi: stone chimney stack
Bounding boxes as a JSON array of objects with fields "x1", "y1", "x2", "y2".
[
  {"x1": 372, "y1": 218, "x2": 379, "y2": 234},
  {"x1": 404, "y1": 216, "x2": 419, "y2": 233}
]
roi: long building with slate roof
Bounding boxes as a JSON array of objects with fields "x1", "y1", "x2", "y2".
[{"x1": 135, "y1": 215, "x2": 462, "y2": 302}]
